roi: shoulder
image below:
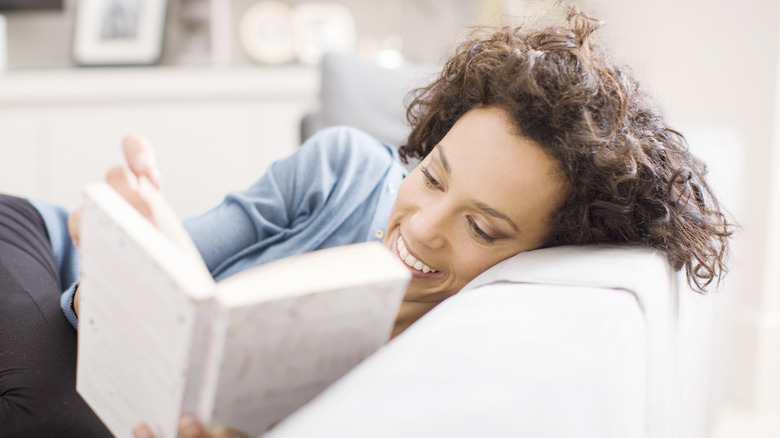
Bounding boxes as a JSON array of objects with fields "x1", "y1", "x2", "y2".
[{"x1": 302, "y1": 126, "x2": 399, "y2": 169}]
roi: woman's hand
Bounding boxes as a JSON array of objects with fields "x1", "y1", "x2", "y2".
[
  {"x1": 68, "y1": 134, "x2": 162, "y2": 247},
  {"x1": 132, "y1": 415, "x2": 235, "y2": 438},
  {"x1": 67, "y1": 134, "x2": 163, "y2": 316}
]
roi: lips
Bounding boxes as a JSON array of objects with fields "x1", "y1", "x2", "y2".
[{"x1": 397, "y1": 236, "x2": 438, "y2": 273}]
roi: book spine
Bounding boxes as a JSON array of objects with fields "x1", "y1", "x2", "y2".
[
  {"x1": 181, "y1": 297, "x2": 220, "y2": 420},
  {"x1": 194, "y1": 302, "x2": 229, "y2": 424}
]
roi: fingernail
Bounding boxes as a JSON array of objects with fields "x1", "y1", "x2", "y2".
[
  {"x1": 132, "y1": 154, "x2": 154, "y2": 171},
  {"x1": 132, "y1": 423, "x2": 153, "y2": 438},
  {"x1": 149, "y1": 168, "x2": 163, "y2": 189},
  {"x1": 179, "y1": 415, "x2": 201, "y2": 438},
  {"x1": 212, "y1": 427, "x2": 234, "y2": 438}
]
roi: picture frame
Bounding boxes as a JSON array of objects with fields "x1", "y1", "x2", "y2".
[
  {"x1": 237, "y1": 1, "x2": 357, "y2": 66},
  {"x1": 238, "y1": 1, "x2": 295, "y2": 65},
  {"x1": 72, "y1": 0, "x2": 168, "y2": 66},
  {"x1": 0, "y1": 0, "x2": 63, "y2": 11},
  {"x1": 292, "y1": 2, "x2": 356, "y2": 65}
]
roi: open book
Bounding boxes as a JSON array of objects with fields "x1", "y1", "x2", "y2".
[{"x1": 75, "y1": 180, "x2": 410, "y2": 438}]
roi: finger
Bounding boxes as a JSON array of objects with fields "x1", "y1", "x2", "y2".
[
  {"x1": 178, "y1": 414, "x2": 207, "y2": 438},
  {"x1": 132, "y1": 423, "x2": 155, "y2": 438},
  {"x1": 105, "y1": 165, "x2": 139, "y2": 199},
  {"x1": 211, "y1": 427, "x2": 235, "y2": 438},
  {"x1": 73, "y1": 286, "x2": 81, "y2": 317},
  {"x1": 122, "y1": 134, "x2": 162, "y2": 189},
  {"x1": 67, "y1": 207, "x2": 83, "y2": 247},
  {"x1": 106, "y1": 166, "x2": 153, "y2": 222}
]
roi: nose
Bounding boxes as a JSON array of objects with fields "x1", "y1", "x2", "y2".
[{"x1": 406, "y1": 201, "x2": 449, "y2": 249}]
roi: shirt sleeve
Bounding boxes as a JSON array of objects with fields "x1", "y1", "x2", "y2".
[
  {"x1": 27, "y1": 198, "x2": 82, "y2": 329},
  {"x1": 60, "y1": 282, "x2": 80, "y2": 329},
  {"x1": 183, "y1": 126, "x2": 398, "y2": 280}
]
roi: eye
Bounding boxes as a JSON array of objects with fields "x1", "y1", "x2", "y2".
[
  {"x1": 421, "y1": 166, "x2": 444, "y2": 191},
  {"x1": 467, "y1": 216, "x2": 497, "y2": 244}
]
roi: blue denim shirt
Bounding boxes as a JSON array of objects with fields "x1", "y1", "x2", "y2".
[{"x1": 31, "y1": 127, "x2": 407, "y2": 329}]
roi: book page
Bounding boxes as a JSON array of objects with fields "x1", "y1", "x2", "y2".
[
  {"x1": 211, "y1": 281, "x2": 406, "y2": 436},
  {"x1": 217, "y1": 242, "x2": 411, "y2": 307},
  {"x1": 207, "y1": 243, "x2": 410, "y2": 436},
  {"x1": 138, "y1": 177, "x2": 208, "y2": 275},
  {"x1": 76, "y1": 182, "x2": 215, "y2": 438}
]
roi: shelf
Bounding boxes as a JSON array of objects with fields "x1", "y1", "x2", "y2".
[{"x1": 0, "y1": 65, "x2": 319, "y2": 106}]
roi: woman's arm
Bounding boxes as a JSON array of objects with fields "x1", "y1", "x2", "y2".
[
  {"x1": 183, "y1": 126, "x2": 398, "y2": 280},
  {"x1": 67, "y1": 134, "x2": 163, "y2": 318}
]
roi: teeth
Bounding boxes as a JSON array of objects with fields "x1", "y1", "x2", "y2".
[{"x1": 397, "y1": 236, "x2": 438, "y2": 273}]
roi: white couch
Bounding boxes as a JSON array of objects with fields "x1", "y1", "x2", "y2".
[
  {"x1": 264, "y1": 245, "x2": 719, "y2": 438},
  {"x1": 286, "y1": 55, "x2": 720, "y2": 437}
]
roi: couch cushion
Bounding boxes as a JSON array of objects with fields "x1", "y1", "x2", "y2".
[{"x1": 303, "y1": 53, "x2": 436, "y2": 148}]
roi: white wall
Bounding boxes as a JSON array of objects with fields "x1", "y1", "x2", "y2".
[{"x1": 588, "y1": 0, "x2": 780, "y2": 410}]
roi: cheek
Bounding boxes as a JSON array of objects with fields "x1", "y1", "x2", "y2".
[
  {"x1": 384, "y1": 178, "x2": 413, "y2": 246},
  {"x1": 447, "y1": 236, "x2": 538, "y2": 288},
  {"x1": 447, "y1": 243, "x2": 501, "y2": 285}
]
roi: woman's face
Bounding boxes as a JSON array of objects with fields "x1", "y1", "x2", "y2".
[{"x1": 384, "y1": 106, "x2": 569, "y2": 304}]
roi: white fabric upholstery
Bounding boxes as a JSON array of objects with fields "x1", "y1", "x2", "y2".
[
  {"x1": 264, "y1": 245, "x2": 718, "y2": 437},
  {"x1": 285, "y1": 56, "x2": 719, "y2": 438}
]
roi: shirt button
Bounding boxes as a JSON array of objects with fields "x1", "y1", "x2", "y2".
[
  {"x1": 388, "y1": 183, "x2": 395, "y2": 194},
  {"x1": 375, "y1": 229, "x2": 384, "y2": 239}
]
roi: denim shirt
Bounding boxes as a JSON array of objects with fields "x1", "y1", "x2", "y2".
[{"x1": 32, "y1": 126, "x2": 407, "y2": 329}]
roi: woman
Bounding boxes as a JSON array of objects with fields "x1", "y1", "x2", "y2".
[{"x1": 0, "y1": 9, "x2": 730, "y2": 438}]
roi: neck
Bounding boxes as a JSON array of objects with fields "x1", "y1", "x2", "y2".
[{"x1": 390, "y1": 300, "x2": 439, "y2": 339}]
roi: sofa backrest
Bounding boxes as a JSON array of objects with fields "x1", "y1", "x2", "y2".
[
  {"x1": 265, "y1": 245, "x2": 719, "y2": 438},
  {"x1": 464, "y1": 245, "x2": 719, "y2": 438}
]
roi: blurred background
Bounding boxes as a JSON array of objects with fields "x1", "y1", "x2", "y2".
[{"x1": 0, "y1": 0, "x2": 777, "y2": 436}]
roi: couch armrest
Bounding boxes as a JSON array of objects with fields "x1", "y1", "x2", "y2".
[{"x1": 264, "y1": 283, "x2": 646, "y2": 437}]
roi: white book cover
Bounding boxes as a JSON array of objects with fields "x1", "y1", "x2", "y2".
[{"x1": 75, "y1": 180, "x2": 410, "y2": 437}]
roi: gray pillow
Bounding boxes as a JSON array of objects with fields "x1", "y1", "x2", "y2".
[{"x1": 303, "y1": 53, "x2": 436, "y2": 148}]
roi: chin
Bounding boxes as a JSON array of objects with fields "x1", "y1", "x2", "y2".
[{"x1": 402, "y1": 279, "x2": 461, "y2": 304}]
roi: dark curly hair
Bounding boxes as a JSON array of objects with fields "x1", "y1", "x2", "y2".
[{"x1": 398, "y1": 8, "x2": 732, "y2": 292}]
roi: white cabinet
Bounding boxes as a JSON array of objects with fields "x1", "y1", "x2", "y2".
[{"x1": 0, "y1": 66, "x2": 318, "y2": 218}]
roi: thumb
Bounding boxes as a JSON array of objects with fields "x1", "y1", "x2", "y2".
[
  {"x1": 122, "y1": 134, "x2": 162, "y2": 189},
  {"x1": 67, "y1": 207, "x2": 83, "y2": 248}
]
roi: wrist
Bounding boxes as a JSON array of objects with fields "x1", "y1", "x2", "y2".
[{"x1": 73, "y1": 286, "x2": 80, "y2": 317}]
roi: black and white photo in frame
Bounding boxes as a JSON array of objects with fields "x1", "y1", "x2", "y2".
[{"x1": 73, "y1": 0, "x2": 168, "y2": 66}]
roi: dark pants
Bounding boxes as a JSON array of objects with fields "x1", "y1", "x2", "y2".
[{"x1": 0, "y1": 195, "x2": 110, "y2": 437}]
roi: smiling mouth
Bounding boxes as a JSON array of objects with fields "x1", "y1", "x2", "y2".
[{"x1": 397, "y1": 236, "x2": 438, "y2": 273}]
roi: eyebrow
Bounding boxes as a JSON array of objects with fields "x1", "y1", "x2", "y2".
[
  {"x1": 435, "y1": 143, "x2": 520, "y2": 232},
  {"x1": 474, "y1": 202, "x2": 520, "y2": 232},
  {"x1": 436, "y1": 144, "x2": 451, "y2": 174}
]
